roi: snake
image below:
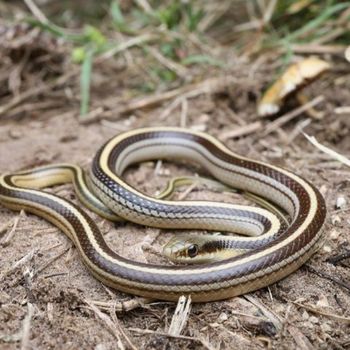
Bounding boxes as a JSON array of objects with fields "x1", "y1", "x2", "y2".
[{"x1": 0, "y1": 127, "x2": 326, "y2": 302}]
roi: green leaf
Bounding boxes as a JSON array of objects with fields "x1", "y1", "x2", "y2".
[
  {"x1": 84, "y1": 25, "x2": 106, "y2": 47},
  {"x1": 110, "y1": 0, "x2": 125, "y2": 27},
  {"x1": 110, "y1": 0, "x2": 135, "y2": 34}
]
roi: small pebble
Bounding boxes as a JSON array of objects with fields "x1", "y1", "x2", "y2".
[
  {"x1": 331, "y1": 215, "x2": 341, "y2": 225},
  {"x1": 218, "y1": 312, "x2": 228, "y2": 322},
  {"x1": 304, "y1": 321, "x2": 314, "y2": 329},
  {"x1": 336, "y1": 196, "x2": 347, "y2": 209},
  {"x1": 302, "y1": 310, "x2": 309, "y2": 320},
  {"x1": 329, "y1": 229, "x2": 340, "y2": 240},
  {"x1": 124, "y1": 115, "x2": 136, "y2": 126},
  {"x1": 275, "y1": 305, "x2": 285, "y2": 313},
  {"x1": 322, "y1": 244, "x2": 332, "y2": 253},
  {"x1": 316, "y1": 295, "x2": 330, "y2": 308},
  {"x1": 321, "y1": 322, "x2": 332, "y2": 333},
  {"x1": 95, "y1": 344, "x2": 107, "y2": 350},
  {"x1": 9, "y1": 129, "x2": 23, "y2": 139},
  {"x1": 309, "y1": 316, "x2": 319, "y2": 324},
  {"x1": 198, "y1": 114, "x2": 210, "y2": 123}
]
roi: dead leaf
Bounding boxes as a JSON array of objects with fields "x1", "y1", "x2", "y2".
[{"x1": 258, "y1": 57, "x2": 330, "y2": 117}]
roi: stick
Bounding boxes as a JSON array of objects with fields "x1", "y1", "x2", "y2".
[
  {"x1": 148, "y1": 47, "x2": 187, "y2": 78},
  {"x1": 244, "y1": 294, "x2": 283, "y2": 331},
  {"x1": 292, "y1": 301, "x2": 350, "y2": 324},
  {"x1": 99, "y1": 34, "x2": 156, "y2": 61},
  {"x1": 306, "y1": 264, "x2": 350, "y2": 292},
  {"x1": 23, "y1": 0, "x2": 49, "y2": 24},
  {"x1": 304, "y1": 133, "x2": 350, "y2": 167},
  {"x1": 85, "y1": 298, "x2": 154, "y2": 313},
  {"x1": 1, "y1": 212, "x2": 22, "y2": 246},
  {"x1": 128, "y1": 328, "x2": 216, "y2": 350},
  {"x1": 81, "y1": 75, "x2": 236, "y2": 124},
  {"x1": 263, "y1": 95, "x2": 324, "y2": 136},
  {"x1": 327, "y1": 250, "x2": 350, "y2": 265},
  {"x1": 20, "y1": 303, "x2": 35, "y2": 350},
  {"x1": 219, "y1": 121, "x2": 262, "y2": 140},
  {"x1": 85, "y1": 300, "x2": 129, "y2": 350},
  {"x1": 110, "y1": 303, "x2": 139, "y2": 350},
  {"x1": 168, "y1": 296, "x2": 192, "y2": 336}
]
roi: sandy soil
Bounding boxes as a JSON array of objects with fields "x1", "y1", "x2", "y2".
[{"x1": 1, "y1": 23, "x2": 350, "y2": 350}]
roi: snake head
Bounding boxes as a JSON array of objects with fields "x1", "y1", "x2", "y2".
[{"x1": 163, "y1": 235, "x2": 223, "y2": 264}]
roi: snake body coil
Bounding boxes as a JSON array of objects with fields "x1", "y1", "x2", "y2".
[{"x1": 0, "y1": 127, "x2": 326, "y2": 302}]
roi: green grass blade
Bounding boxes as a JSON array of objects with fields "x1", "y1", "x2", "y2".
[
  {"x1": 26, "y1": 18, "x2": 85, "y2": 43},
  {"x1": 285, "y1": 2, "x2": 350, "y2": 42},
  {"x1": 111, "y1": 0, "x2": 125, "y2": 27},
  {"x1": 80, "y1": 49, "x2": 94, "y2": 116}
]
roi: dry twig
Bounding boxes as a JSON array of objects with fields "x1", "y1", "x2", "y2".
[
  {"x1": 85, "y1": 300, "x2": 137, "y2": 350},
  {"x1": 291, "y1": 44, "x2": 347, "y2": 55},
  {"x1": 0, "y1": 218, "x2": 15, "y2": 238},
  {"x1": 335, "y1": 106, "x2": 350, "y2": 114},
  {"x1": 244, "y1": 294, "x2": 283, "y2": 332},
  {"x1": 1, "y1": 211, "x2": 23, "y2": 247},
  {"x1": 168, "y1": 296, "x2": 192, "y2": 336},
  {"x1": 263, "y1": 95, "x2": 324, "y2": 136},
  {"x1": 148, "y1": 47, "x2": 187, "y2": 78},
  {"x1": 180, "y1": 97, "x2": 188, "y2": 127},
  {"x1": 20, "y1": 303, "x2": 35, "y2": 350},
  {"x1": 178, "y1": 182, "x2": 198, "y2": 201},
  {"x1": 306, "y1": 265, "x2": 350, "y2": 292},
  {"x1": 304, "y1": 133, "x2": 350, "y2": 167},
  {"x1": 110, "y1": 303, "x2": 138, "y2": 350},
  {"x1": 287, "y1": 325, "x2": 315, "y2": 350},
  {"x1": 23, "y1": 0, "x2": 49, "y2": 24},
  {"x1": 128, "y1": 328, "x2": 216, "y2": 350},
  {"x1": 0, "y1": 248, "x2": 37, "y2": 283},
  {"x1": 99, "y1": 34, "x2": 157, "y2": 61},
  {"x1": 81, "y1": 75, "x2": 236, "y2": 124},
  {"x1": 327, "y1": 250, "x2": 350, "y2": 266},
  {"x1": 86, "y1": 298, "x2": 153, "y2": 313},
  {"x1": 292, "y1": 301, "x2": 350, "y2": 324},
  {"x1": 219, "y1": 121, "x2": 262, "y2": 140}
]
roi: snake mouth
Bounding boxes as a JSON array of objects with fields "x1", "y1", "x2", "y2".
[{"x1": 162, "y1": 237, "x2": 188, "y2": 261}]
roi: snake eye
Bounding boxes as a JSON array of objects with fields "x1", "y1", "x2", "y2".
[{"x1": 187, "y1": 244, "x2": 199, "y2": 258}]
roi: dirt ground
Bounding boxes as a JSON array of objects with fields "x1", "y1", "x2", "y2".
[{"x1": 1, "y1": 15, "x2": 350, "y2": 350}]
